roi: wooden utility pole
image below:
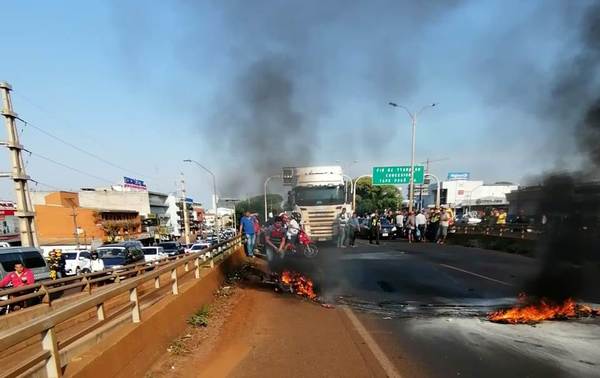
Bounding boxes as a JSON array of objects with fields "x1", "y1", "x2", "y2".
[
  {"x1": 180, "y1": 173, "x2": 191, "y2": 245},
  {"x1": 0, "y1": 82, "x2": 38, "y2": 247}
]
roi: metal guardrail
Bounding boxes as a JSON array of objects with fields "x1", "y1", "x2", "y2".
[
  {"x1": 450, "y1": 223, "x2": 541, "y2": 240},
  {"x1": 0, "y1": 235, "x2": 242, "y2": 378},
  {"x1": 0, "y1": 248, "x2": 201, "y2": 310}
]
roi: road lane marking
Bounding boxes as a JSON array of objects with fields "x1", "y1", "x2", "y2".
[
  {"x1": 341, "y1": 305, "x2": 402, "y2": 378},
  {"x1": 438, "y1": 263, "x2": 514, "y2": 287}
]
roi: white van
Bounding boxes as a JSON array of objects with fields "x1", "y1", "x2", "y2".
[{"x1": 142, "y1": 246, "x2": 167, "y2": 263}]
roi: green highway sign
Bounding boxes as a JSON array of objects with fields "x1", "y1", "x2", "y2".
[{"x1": 372, "y1": 166, "x2": 425, "y2": 185}]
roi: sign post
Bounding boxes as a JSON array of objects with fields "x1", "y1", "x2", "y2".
[{"x1": 372, "y1": 166, "x2": 425, "y2": 185}]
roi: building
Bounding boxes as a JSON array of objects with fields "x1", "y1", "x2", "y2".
[
  {"x1": 0, "y1": 200, "x2": 19, "y2": 245},
  {"x1": 423, "y1": 178, "x2": 518, "y2": 210},
  {"x1": 33, "y1": 191, "x2": 143, "y2": 247},
  {"x1": 147, "y1": 191, "x2": 172, "y2": 242}
]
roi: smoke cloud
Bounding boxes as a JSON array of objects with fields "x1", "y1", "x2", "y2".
[
  {"x1": 188, "y1": 0, "x2": 463, "y2": 196},
  {"x1": 526, "y1": 1, "x2": 600, "y2": 301}
]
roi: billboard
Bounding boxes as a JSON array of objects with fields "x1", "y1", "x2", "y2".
[
  {"x1": 447, "y1": 172, "x2": 470, "y2": 181},
  {"x1": 123, "y1": 177, "x2": 147, "y2": 191}
]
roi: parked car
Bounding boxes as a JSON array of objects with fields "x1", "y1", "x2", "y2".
[
  {"x1": 142, "y1": 246, "x2": 167, "y2": 263},
  {"x1": 62, "y1": 250, "x2": 92, "y2": 276},
  {"x1": 379, "y1": 218, "x2": 398, "y2": 239},
  {"x1": 357, "y1": 217, "x2": 398, "y2": 239},
  {"x1": 456, "y1": 211, "x2": 482, "y2": 225},
  {"x1": 0, "y1": 247, "x2": 51, "y2": 282},
  {"x1": 158, "y1": 241, "x2": 184, "y2": 256},
  {"x1": 0, "y1": 242, "x2": 11, "y2": 248},
  {"x1": 96, "y1": 241, "x2": 144, "y2": 269}
]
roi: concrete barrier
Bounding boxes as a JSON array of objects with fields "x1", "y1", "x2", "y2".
[{"x1": 63, "y1": 245, "x2": 246, "y2": 378}]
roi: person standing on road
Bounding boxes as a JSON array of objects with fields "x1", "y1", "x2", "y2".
[
  {"x1": 416, "y1": 210, "x2": 427, "y2": 242},
  {"x1": 428, "y1": 208, "x2": 440, "y2": 241},
  {"x1": 496, "y1": 209, "x2": 507, "y2": 225},
  {"x1": 265, "y1": 217, "x2": 286, "y2": 269},
  {"x1": 406, "y1": 211, "x2": 416, "y2": 243},
  {"x1": 348, "y1": 212, "x2": 360, "y2": 247},
  {"x1": 239, "y1": 211, "x2": 256, "y2": 258},
  {"x1": 369, "y1": 211, "x2": 381, "y2": 245},
  {"x1": 395, "y1": 209, "x2": 404, "y2": 234},
  {"x1": 437, "y1": 208, "x2": 450, "y2": 244},
  {"x1": 336, "y1": 208, "x2": 349, "y2": 248}
]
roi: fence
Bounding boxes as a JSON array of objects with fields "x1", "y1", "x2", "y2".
[
  {"x1": 0, "y1": 235, "x2": 242, "y2": 378},
  {"x1": 450, "y1": 223, "x2": 541, "y2": 240}
]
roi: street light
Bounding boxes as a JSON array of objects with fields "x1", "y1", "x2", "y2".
[
  {"x1": 183, "y1": 159, "x2": 219, "y2": 242},
  {"x1": 389, "y1": 102, "x2": 437, "y2": 212},
  {"x1": 352, "y1": 175, "x2": 372, "y2": 212},
  {"x1": 264, "y1": 175, "x2": 282, "y2": 222}
]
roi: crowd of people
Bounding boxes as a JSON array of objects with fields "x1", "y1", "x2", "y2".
[
  {"x1": 239, "y1": 210, "x2": 304, "y2": 263},
  {"x1": 336, "y1": 206, "x2": 458, "y2": 248}
]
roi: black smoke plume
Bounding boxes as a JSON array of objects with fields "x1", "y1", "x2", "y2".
[{"x1": 528, "y1": 2, "x2": 600, "y2": 301}]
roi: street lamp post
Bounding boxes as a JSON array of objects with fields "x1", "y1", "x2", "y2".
[
  {"x1": 389, "y1": 102, "x2": 437, "y2": 212},
  {"x1": 264, "y1": 175, "x2": 282, "y2": 222},
  {"x1": 183, "y1": 159, "x2": 219, "y2": 242},
  {"x1": 352, "y1": 175, "x2": 372, "y2": 212},
  {"x1": 424, "y1": 173, "x2": 441, "y2": 209}
]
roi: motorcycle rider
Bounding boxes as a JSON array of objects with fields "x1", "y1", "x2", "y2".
[
  {"x1": 0, "y1": 262, "x2": 35, "y2": 288},
  {"x1": 89, "y1": 250, "x2": 105, "y2": 272},
  {"x1": 47, "y1": 249, "x2": 64, "y2": 280},
  {"x1": 286, "y1": 212, "x2": 302, "y2": 245}
]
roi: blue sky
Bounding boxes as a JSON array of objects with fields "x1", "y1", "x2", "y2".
[{"x1": 0, "y1": 1, "x2": 593, "y2": 206}]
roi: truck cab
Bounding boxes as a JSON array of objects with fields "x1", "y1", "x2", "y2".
[{"x1": 288, "y1": 166, "x2": 352, "y2": 242}]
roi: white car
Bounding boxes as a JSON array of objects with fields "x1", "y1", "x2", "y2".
[
  {"x1": 62, "y1": 250, "x2": 92, "y2": 276},
  {"x1": 457, "y1": 212, "x2": 482, "y2": 225},
  {"x1": 142, "y1": 246, "x2": 168, "y2": 263},
  {"x1": 187, "y1": 243, "x2": 211, "y2": 253}
]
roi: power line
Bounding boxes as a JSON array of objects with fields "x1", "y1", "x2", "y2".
[
  {"x1": 17, "y1": 117, "x2": 154, "y2": 179},
  {"x1": 28, "y1": 150, "x2": 115, "y2": 185},
  {"x1": 12, "y1": 91, "x2": 158, "y2": 180},
  {"x1": 30, "y1": 179, "x2": 70, "y2": 192}
]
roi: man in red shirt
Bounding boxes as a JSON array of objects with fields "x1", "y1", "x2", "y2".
[{"x1": 0, "y1": 263, "x2": 35, "y2": 288}]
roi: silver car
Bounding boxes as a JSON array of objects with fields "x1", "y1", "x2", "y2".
[{"x1": 0, "y1": 247, "x2": 51, "y2": 283}]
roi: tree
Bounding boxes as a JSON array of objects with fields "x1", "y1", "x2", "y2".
[
  {"x1": 355, "y1": 177, "x2": 403, "y2": 215},
  {"x1": 235, "y1": 193, "x2": 283, "y2": 226}
]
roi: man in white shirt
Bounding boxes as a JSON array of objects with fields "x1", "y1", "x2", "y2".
[{"x1": 415, "y1": 210, "x2": 427, "y2": 242}]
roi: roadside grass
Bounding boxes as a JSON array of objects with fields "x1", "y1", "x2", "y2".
[
  {"x1": 188, "y1": 305, "x2": 211, "y2": 327},
  {"x1": 167, "y1": 337, "x2": 190, "y2": 355}
]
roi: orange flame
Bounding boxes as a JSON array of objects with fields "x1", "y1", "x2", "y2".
[
  {"x1": 488, "y1": 293, "x2": 599, "y2": 324},
  {"x1": 280, "y1": 270, "x2": 317, "y2": 300}
]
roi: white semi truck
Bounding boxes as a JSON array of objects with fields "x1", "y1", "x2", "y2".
[{"x1": 288, "y1": 166, "x2": 352, "y2": 242}]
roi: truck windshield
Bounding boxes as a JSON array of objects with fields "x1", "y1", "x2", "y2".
[{"x1": 294, "y1": 186, "x2": 346, "y2": 206}]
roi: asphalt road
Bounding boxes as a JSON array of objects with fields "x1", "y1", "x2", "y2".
[{"x1": 278, "y1": 238, "x2": 600, "y2": 378}]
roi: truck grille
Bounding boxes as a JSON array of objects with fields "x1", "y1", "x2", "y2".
[{"x1": 304, "y1": 210, "x2": 337, "y2": 241}]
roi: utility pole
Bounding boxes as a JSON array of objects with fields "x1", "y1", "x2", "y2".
[
  {"x1": 417, "y1": 158, "x2": 430, "y2": 211},
  {"x1": 180, "y1": 173, "x2": 191, "y2": 245},
  {"x1": 69, "y1": 201, "x2": 80, "y2": 249},
  {"x1": 0, "y1": 82, "x2": 38, "y2": 247}
]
